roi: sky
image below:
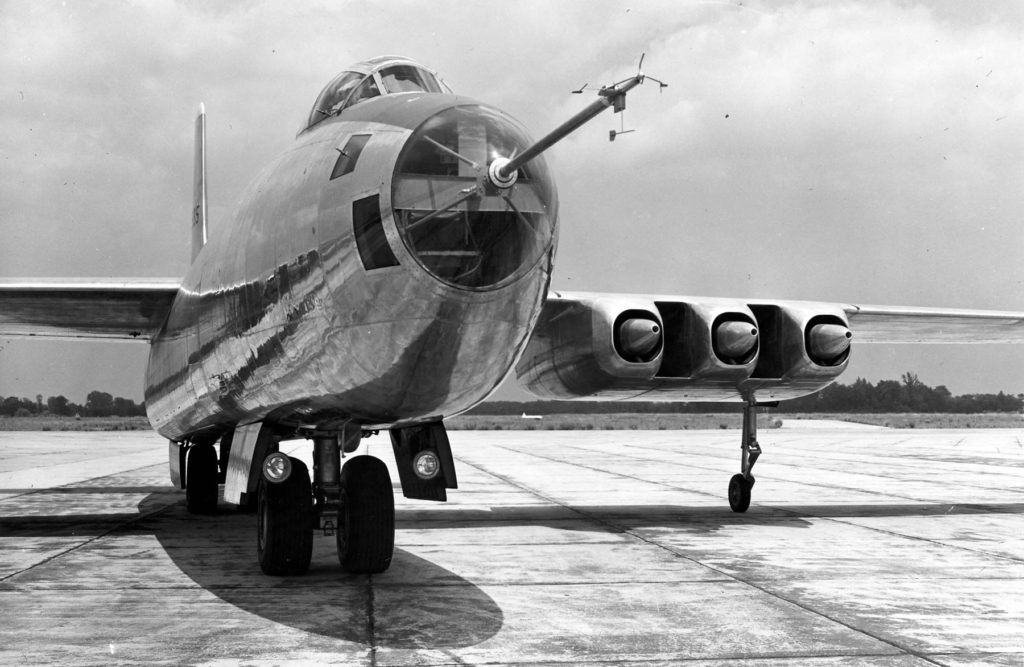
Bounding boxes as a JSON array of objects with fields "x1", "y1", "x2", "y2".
[{"x1": 1, "y1": 0, "x2": 1022, "y2": 404}]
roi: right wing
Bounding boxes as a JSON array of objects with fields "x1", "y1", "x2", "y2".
[{"x1": 0, "y1": 278, "x2": 180, "y2": 341}]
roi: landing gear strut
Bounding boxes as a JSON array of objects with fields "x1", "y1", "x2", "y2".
[
  {"x1": 312, "y1": 427, "x2": 395, "y2": 574},
  {"x1": 728, "y1": 398, "x2": 762, "y2": 513}
]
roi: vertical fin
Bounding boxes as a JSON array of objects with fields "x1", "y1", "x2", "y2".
[{"x1": 191, "y1": 103, "x2": 208, "y2": 262}]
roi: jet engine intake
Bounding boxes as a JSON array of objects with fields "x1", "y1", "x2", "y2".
[
  {"x1": 615, "y1": 313, "x2": 663, "y2": 362},
  {"x1": 714, "y1": 316, "x2": 759, "y2": 365},
  {"x1": 806, "y1": 319, "x2": 853, "y2": 366}
]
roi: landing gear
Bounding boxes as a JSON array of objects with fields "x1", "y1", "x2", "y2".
[
  {"x1": 186, "y1": 443, "x2": 219, "y2": 514},
  {"x1": 257, "y1": 457, "x2": 313, "y2": 575},
  {"x1": 226, "y1": 423, "x2": 401, "y2": 575},
  {"x1": 312, "y1": 428, "x2": 396, "y2": 574},
  {"x1": 337, "y1": 455, "x2": 395, "y2": 574},
  {"x1": 729, "y1": 398, "x2": 762, "y2": 513}
]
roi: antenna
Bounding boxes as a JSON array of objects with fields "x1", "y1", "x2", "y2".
[
  {"x1": 490, "y1": 54, "x2": 667, "y2": 183},
  {"x1": 601, "y1": 53, "x2": 666, "y2": 141}
]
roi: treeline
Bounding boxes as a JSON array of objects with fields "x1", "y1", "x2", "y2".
[
  {"x1": 471, "y1": 373, "x2": 1023, "y2": 415},
  {"x1": 780, "y1": 373, "x2": 1022, "y2": 413},
  {"x1": 0, "y1": 391, "x2": 146, "y2": 418}
]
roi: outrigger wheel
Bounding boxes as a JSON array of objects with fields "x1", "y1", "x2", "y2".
[
  {"x1": 257, "y1": 457, "x2": 313, "y2": 575},
  {"x1": 185, "y1": 443, "x2": 219, "y2": 514},
  {"x1": 337, "y1": 455, "x2": 395, "y2": 574},
  {"x1": 728, "y1": 474, "x2": 753, "y2": 513}
]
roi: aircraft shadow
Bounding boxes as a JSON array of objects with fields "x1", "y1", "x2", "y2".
[{"x1": 0, "y1": 491, "x2": 503, "y2": 648}]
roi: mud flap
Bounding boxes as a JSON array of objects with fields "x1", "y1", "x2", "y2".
[
  {"x1": 224, "y1": 422, "x2": 277, "y2": 506},
  {"x1": 169, "y1": 440, "x2": 187, "y2": 489},
  {"x1": 389, "y1": 422, "x2": 457, "y2": 501}
]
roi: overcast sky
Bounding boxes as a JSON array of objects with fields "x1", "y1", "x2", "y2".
[{"x1": 2, "y1": 0, "x2": 1022, "y2": 403}]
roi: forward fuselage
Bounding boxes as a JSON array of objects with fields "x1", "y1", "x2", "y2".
[{"x1": 145, "y1": 93, "x2": 558, "y2": 440}]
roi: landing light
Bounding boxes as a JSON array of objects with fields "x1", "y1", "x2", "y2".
[
  {"x1": 263, "y1": 452, "x2": 292, "y2": 483},
  {"x1": 412, "y1": 450, "x2": 441, "y2": 480}
]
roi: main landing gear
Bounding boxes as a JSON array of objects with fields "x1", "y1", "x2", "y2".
[
  {"x1": 182, "y1": 420, "x2": 454, "y2": 575},
  {"x1": 256, "y1": 427, "x2": 395, "y2": 576},
  {"x1": 728, "y1": 398, "x2": 762, "y2": 513}
]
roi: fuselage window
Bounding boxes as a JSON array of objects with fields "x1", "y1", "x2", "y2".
[
  {"x1": 353, "y1": 195, "x2": 399, "y2": 271},
  {"x1": 331, "y1": 134, "x2": 371, "y2": 180}
]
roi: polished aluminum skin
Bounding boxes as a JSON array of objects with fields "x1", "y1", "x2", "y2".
[{"x1": 145, "y1": 59, "x2": 556, "y2": 440}]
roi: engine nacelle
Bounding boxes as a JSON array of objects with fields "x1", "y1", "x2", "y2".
[
  {"x1": 516, "y1": 292, "x2": 854, "y2": 403},
  {"x1": 741, "y1": 302, "x2": 852, "y2": 401},
  {"x1": 515, "y1": 294, "x2": 664, "y2": 400}
]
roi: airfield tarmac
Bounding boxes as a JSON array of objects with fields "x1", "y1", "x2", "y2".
[{"x1": 1, "y1": 425, "x2": 1022, "y2": 666}]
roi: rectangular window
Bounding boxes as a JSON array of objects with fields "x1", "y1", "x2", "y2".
[
  {"x1": 330, "y1": 134, "x2": 371, "y2": 180},
  {"x1": 353, "y1": 195, "x2": 399, "y2": 270}
]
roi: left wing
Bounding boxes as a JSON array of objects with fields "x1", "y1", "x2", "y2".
[
  {"x1": 843, "y1": 304, "x2": 1024, "y2": 344},
  {"x1": 515, "y1": 291, "x2": 1024, "y2": 403},
  {"x1": 0, "y1": 279, "x2": 180, "y2": 341}
]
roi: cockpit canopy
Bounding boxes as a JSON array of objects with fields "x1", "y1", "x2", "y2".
[{"x1": 307, "y1": 56, "x2": 451, "y2": 130}]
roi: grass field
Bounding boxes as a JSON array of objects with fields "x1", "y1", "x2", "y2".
[
  {"x1": 0, "y1": 416, "x2": 151, "y2": 432},
  {"x1": 1, "y1": 413, "x2": 1019, "y2": 432}
]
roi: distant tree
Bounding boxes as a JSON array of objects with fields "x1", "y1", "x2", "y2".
[
  {"x1": 47, "y1": 395, "x2": 71, "y2": 416},
  {"x1": 85, "y1": 391, "x2": 114, "y2": 417}
]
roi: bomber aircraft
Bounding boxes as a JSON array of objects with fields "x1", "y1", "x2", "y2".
[{"x1": 2, "y1": 56, "x2": 1022, "y2": 576}]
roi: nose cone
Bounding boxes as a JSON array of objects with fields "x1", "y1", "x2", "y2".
[
  {"x1": 391, "y1": 104, "x2": 557, "y2": 291},
  {"x1": 618, "y1": 317, "x2": 662, "y2": 362},
  {"x1": 808, "y1": 323, "x2": 852, "y2": 364},
  {"x1": 715, "y1": 320, "x2": 759, "y2": 363}
]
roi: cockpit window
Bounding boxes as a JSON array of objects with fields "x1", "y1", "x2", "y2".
[
  {"x1": 379, "y1": 65, "x2": 443, "y2": 94},
  {"x1": 307, "y1": 60, "x2": 450, "y2": 130},
  {"x1": 308, "y1": 71, "x2": 363, "y2": 128},
  {"x1": 348, "y1": 76, "x2": 381, "y2": 107}
]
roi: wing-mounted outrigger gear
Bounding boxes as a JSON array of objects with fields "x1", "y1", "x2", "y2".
[{"x1": 729, "y1": 396, "x2": 768, "y2": 513}]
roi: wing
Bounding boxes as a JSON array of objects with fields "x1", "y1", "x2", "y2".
[
  {"x1": 0, "y1": 278, "x2": 180, "y2": 341},
  {"x1": 843, "y1": 304, "x2": 1024, "y2": 344},
  {"x1": 514, "y1": 290, "x2": 1024, "y2": 403}
]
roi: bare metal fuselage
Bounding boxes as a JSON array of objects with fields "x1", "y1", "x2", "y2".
[{"x1": 145, "y1": 94, "x2": 556, "y2": 440}]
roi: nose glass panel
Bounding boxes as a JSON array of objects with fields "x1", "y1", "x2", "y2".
[{"x1": 392, "y1": 105, "x2": 556, "y2": 291}]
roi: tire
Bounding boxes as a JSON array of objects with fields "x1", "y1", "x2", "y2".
[
  {"x1": 338, "y1": 456, "x2": 395, "y2": 574},
  {"x1": 728, "y1": 473, "x2": 753, "y2": 513},
  {"x1": 186, "y1": 443, "x2": 219, "y2": 514},
  {"x1": 257, "y1": 457, "x2": 313, "y2": 576}
]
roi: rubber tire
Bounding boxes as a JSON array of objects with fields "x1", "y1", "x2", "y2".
[
  {"x1": 186, "y1": 444, "x2": 219, "y2": 514},
  {"x1": 338, "y1": 456, "x2": 395, "y2": 574},
  {"x1": 257, "y1": 457, "x2": 313, "y2": 576},
  {"x1": 728, "y1": 473, "x2": 753, "y2": 513}
]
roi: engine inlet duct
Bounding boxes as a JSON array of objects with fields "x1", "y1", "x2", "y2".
[
  {"x1": 616, "y1": 316, "x2": 662, "y2": 362},
  {"x1": 807, "y1": 322, "x2": 853, "y2": 365},
  {"x1": 714, "y1": 319, "x2": 759, "y2": 365}
]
